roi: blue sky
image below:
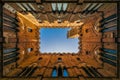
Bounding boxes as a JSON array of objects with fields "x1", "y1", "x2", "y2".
[{"x1": 39, "y1": 28, "x2": 79, "y2": 53}]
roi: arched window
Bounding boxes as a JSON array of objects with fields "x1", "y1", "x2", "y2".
[
  {"x1": 3, "y1": 48, "x2": 17, "y2": 54},
  {"x1": 58, "y1": 58, "x2": 62, "y2": 62},
  {"x1": 77, "y1": 57, "x2": 80, "y2": 61},
  {"x1": 101, "y1": 48, "x2": 117, "y2": 66},
  {"x1": 52, "y1": 68, "x2": 57, "y2": 77},
  {"x1": 101, "y1": 48, "x2": 117, "y2": 54},
  {"x1": 27, "y1": 48, "x2": 33, "y2": 53},
  {"x1": 81, "y1": 67, "x2": 93, "y2": 77},
  {"x1": 52, "y1": 66, "x2": 69, "y2": 77},
  {"x1": 63, "y1": 67, "x2": 68, "y2": 77}
]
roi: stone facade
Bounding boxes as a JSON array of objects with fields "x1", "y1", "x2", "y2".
[{"x1": 1, "y1": 1, "x2": 119, "y2": 80}]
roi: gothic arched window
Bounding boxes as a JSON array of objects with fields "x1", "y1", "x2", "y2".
[
  {"x1": 63, "y1": 67, "x2": 68, "y2": 77},
  {"x1": 52, "y1": 68, "x2": 57, "y2": 77},
  {"x1": 52, "y1": 66, "x2": 69, "y2": 77},
  {"x1": 101, "y1": 48, "x2": 117, "y2": 66}
]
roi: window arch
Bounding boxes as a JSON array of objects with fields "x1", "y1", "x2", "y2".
[
  {"x1": 51, "y1": 66, "x2": 69, "y2": 77},
  {"x1": 63, "y1": 67, "x2": 68, "y2": 77},
  {"x1": 101, "y1": 48, "x2": 117, "y2": 66},
  {"x1": 58, "y1": 58, "x2": 62, "y2": 62},
  {"x1": 52, "y1": 67, "x2": 57, "y2": 77}
]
